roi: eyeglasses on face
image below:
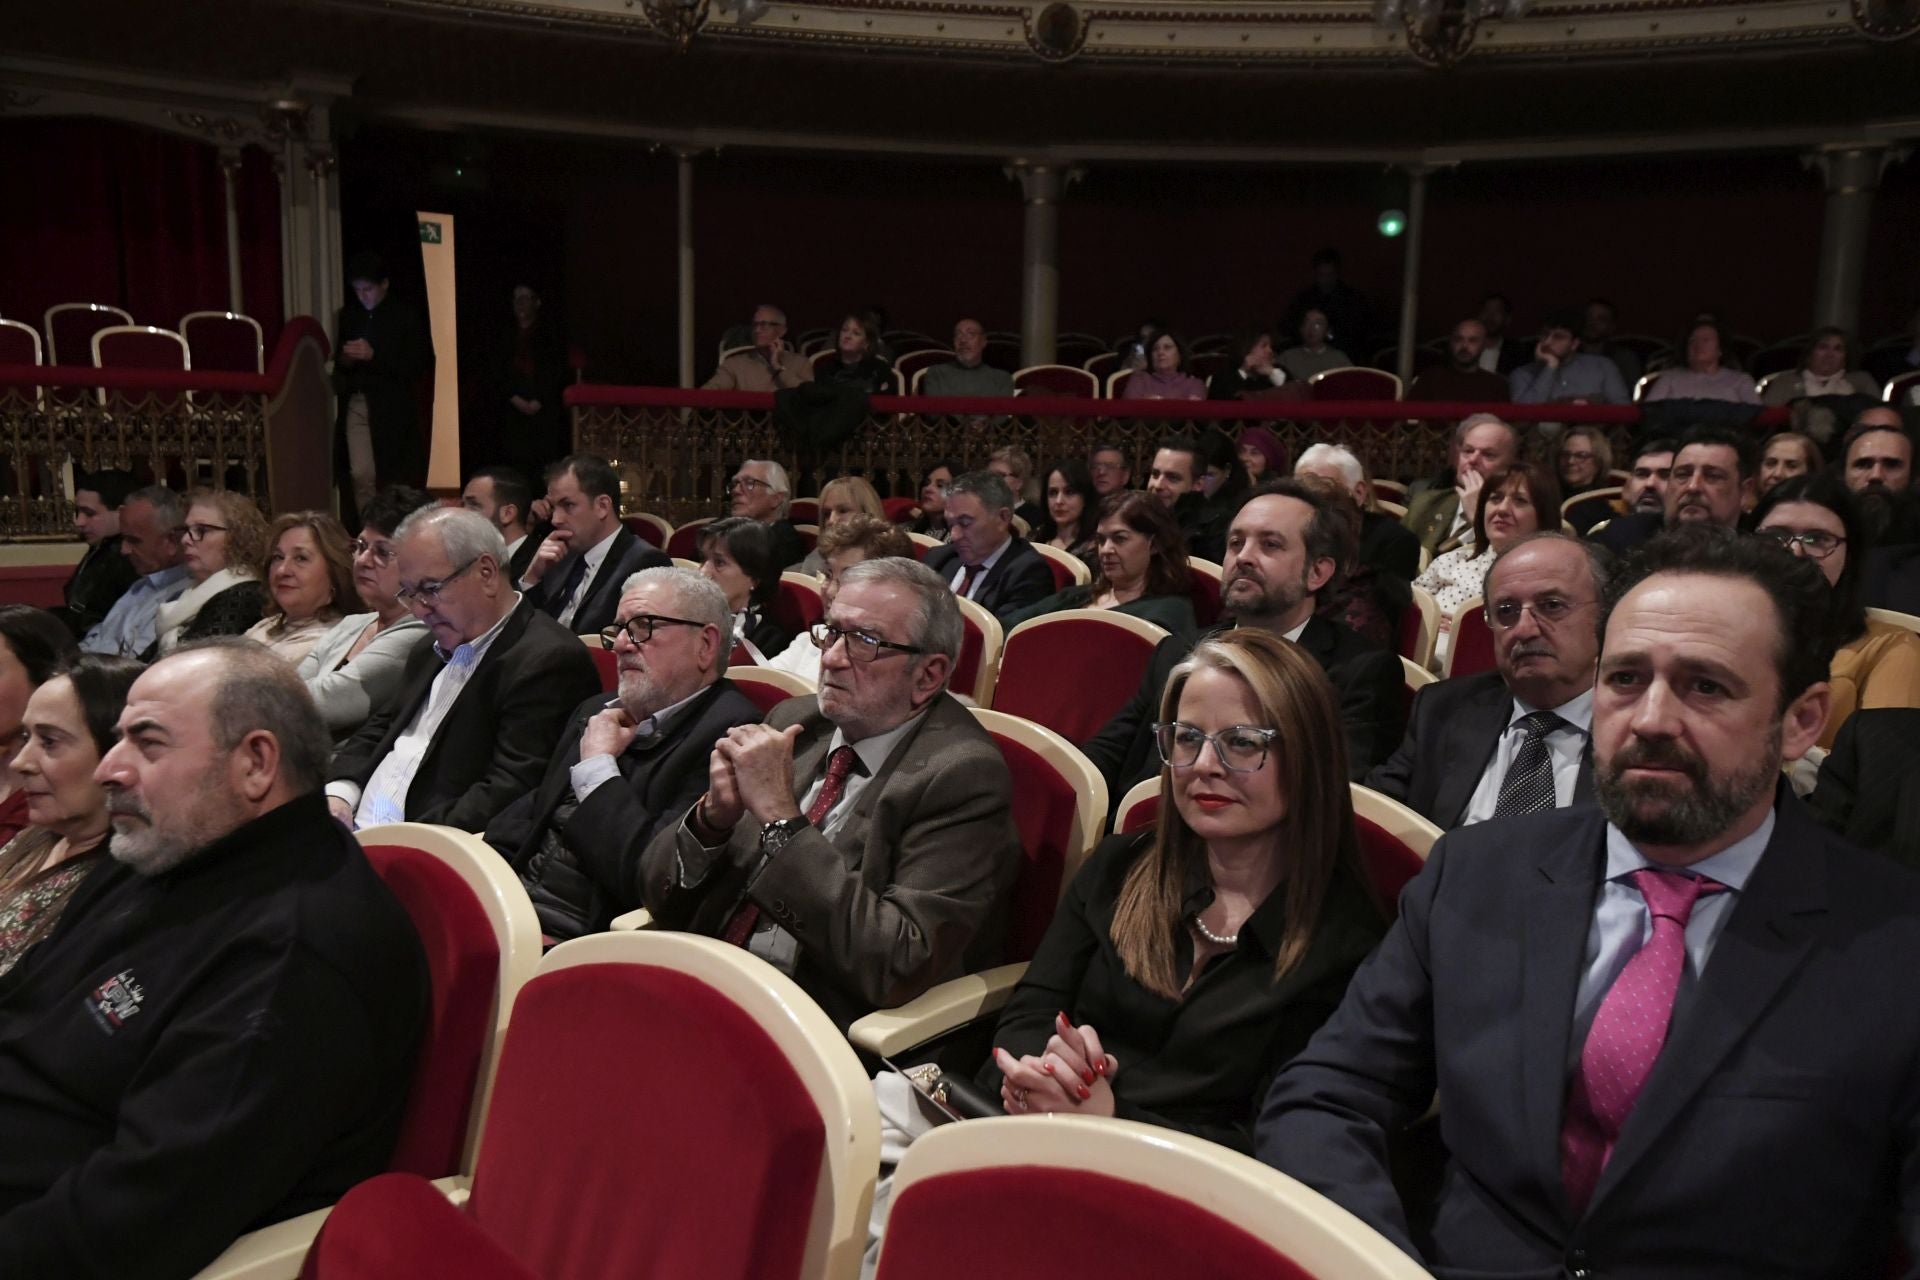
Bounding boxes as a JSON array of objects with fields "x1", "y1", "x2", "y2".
[
  {"x1": 179, "y1": 523, "x2": 227, "y2": 544},
  {"x1": 350, "y1": 538, "x2": 397, "y2": 565},
  {"x1": 1485, "y1": 596, "x2": 1598, "y2": 630},
  {"x1": 395, "y1": 557, "x2": 480, "y2": 606},
  {"x1": 601, "y1": 613, "x2": 705, "y2": 649},
  {"x1": 1153, "y1": 722, "x2": 1277, "y2": 773},
  {"x1": 729, "y1": 475, "x2": 773, "y2": 493},
  {"x1": 1757, "y1": 526, "x2": 1846, "y2": 559},
  {"x1": 808, "y1": 621, "x2": 923, "y2": 664}
]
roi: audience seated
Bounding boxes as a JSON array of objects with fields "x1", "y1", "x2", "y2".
[
  {"x1": 765, "y1": 516, "x2": 916, "y2": 684},
  {"x1": 818, "y1": 310, "x2": 895, "y2": 395},
  {"x1": 796, "y1": 474, "x2": 886, "y2": 574},
  {"x1": 1234, "y1": 425, "x2": 1288, "y2": 484},
  {"x1": 988, "y1": 445, "x2": 1044, "y2": 529},
  {"x1": 1370, "y1": 533, "x2": 1605, "y2": 828},
  {"x1": 1761, "y1": 326, "x2": 1879, "y2": 405},
  {"x1": 1581, "y1": 296, "x2": 1644, "y2": 387},
  {"x1": 1082, "y1": 479, "x2": 1403, "y2": 807},
  {"x1": 79, "y1": 485, "x2": 190, "y2": 659},
  {"x1": 1282, "y1": 248, "x2": 1373, "y2": 363},
  {"x1": 244, "y1": 511, "x2": 360, "y2": 665},
  {"x1": 1841, "y1": 406, "x2": 1912, "y2": 495},
  {"x1": 1033, "y1": 458, "x2": 1100, "y2": 569},
  {"x1": 921, "y1": 319, "x2": 1014, "y2": 397},
  {"x1": 151, "y1": 487, "x2": 269, "y2": 658},
  {"x1": 297, "y1": 486, "x2": 436, "y2": 740},
  {"x1": 1122, "y1": 330, "x2": 1206, "y2": 401},
  {"x1": 1754, "y1": 471, "x2": 1920, "y2": 748},
  {"x1": 1002, "y1": 491, "x2": 1196, "y2": 636},
  {"x1": 326, "y1": 506, "x2": 601, "y2": 830},
  {"x1": 1089, "y1": 442, "x2": 1132, "y2": 498},
  {"x1": 0, "y1": 608, "x2": 83, "y2": 847},
  {"x1": 1403, "y1": 413, "x2": 1521, "y2": 555},
  {"x1": 461, "y1": 464, "x2": 540, "y2": 583},
  {"x1": 639, "y1": 556, "x2": 1021, "y2": 1027},
  {"x1": 907, "y1": 460, "x2": 957, "y2": 540},
  {"x1": 0, "y1": 639, "x2": 427, "y2": 1278},
  {"x1": 515, "y1": 453, "x2": 670, "y2": 636},
  {"x1": 1474, "y1": 292, "x2": 1531, "y2": 376},
  {"x1": 1595, "y1": 423, "x2": 1755, "y2": 556},
  {"x1": 922, "y1": 471, "x2": 1056, "y2": 623},
  {"x1": 1415, "y1": 462, "x2": 1562, "y2": 666},
  {"x1": 1554, "y1": 425, "x2": 1614, "y2": 508},
  {"x1": 1808, "y1": 707, "x2": 1920, "y2": 871},
  {"x1": 698, "y1": 516, "x2": 795, "y2": 660},
  {"x1": 1257, "y1": 527, "x2": 1920, "y2": 1278},
  {"x1": 1277, "y1": 309, "x2": 1349, "y2": 384},
  {"x1": 1643, "y1": 318, "x2": 1761, "y2": 404},
  {"x1": 0, "y1": 653, "x2": 141, "y2": 976},
  {"x1": 1508, "y1": 312, "x2": 1631, "y2": 406},
  {"x1": 702, "y1": 304, "x2": 814, "y2": 391},
  {"x1": 730, "y1": 457, "x2": 810, "y2": 568},
  {"x1": 1144, "y1": 436, "x2": 1223, "y2": 561},
  {"x1": 1295, "y1": 443, "x2": 1419, "y2": 640},
  {"x1": 1407, "y1": 318, "x2": 1512, "y2": 403},
  {"x1": 1206, "y1": 327, "x2": 1288, "y2": 400},
  {"x1": 486, "y1": 567, "x2": 762, "y2": 940},
  {"x1": 52, "y1": 469, "x2": 137, "y2": 641},
  {"x1": 1567, "y1": 435, "x2": 1675, "y2": 534},
  {"x1": 1756, "y1": 429, "x2": 1823, "y2": 498}
]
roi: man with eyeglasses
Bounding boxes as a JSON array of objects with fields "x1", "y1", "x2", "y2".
[
  {"x1": 1088, "y1": 444, "x2": 1132, "y2": 498},
  {"x1": 728, "y1": 458, "x2": 808, "y2": 570},
  {"x1": 326, "y1": 507, "x2": 600, "y2": 833},
  {"x1": 1595, "y1": 424, "x2": 1755, "y2": 558},
  {"x1": 922, "y1": 470, "x2": 1055, "y2": 623},
  {"x1": 485, "y1": 568, "x2": 761, "y2": 940},
  {"x1": 639, "y1": 556, "x2": 1020, "y2": 1028},
  {"x1": 1370, "y1": 533, "x2": 1608, "y2": 829},
  {"x1": 515, "y1": 453, "x2": 669, "y2": 636},
  {"x1": 703, "y1": 305, "x2": 814, "y2": 392},
  {"x1": 80, "y1": 485, "x2": 190, "y2": 659}
]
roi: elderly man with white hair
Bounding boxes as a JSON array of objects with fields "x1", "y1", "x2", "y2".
[
  {"x1": 1296, "y1": 442, "x2": 1423, "y2": 585},
  {"x1": 729, "y1": 457, "x2": 809, "y2": 569}
]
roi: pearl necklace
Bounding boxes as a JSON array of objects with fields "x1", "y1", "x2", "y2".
[{"x1": 1189, "y1": 913, "x2": 1239, "y2": 946}]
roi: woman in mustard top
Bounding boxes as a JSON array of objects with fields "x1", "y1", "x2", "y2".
[{"x1": 1755, "y1": 472, "x2": 1920, "y2": 748}]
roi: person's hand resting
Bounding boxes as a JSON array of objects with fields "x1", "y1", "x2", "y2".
[{"x1": 992, "y1": 1012, "x2": 1119, "y2": 1117}]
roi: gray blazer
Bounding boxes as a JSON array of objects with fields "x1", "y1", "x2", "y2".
[{"x1": 296, "y1": 613, "x2": 429, "y2": 736}]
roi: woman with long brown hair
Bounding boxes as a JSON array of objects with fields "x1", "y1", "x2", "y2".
[{"x1": 1001, "y1": 490, "x2": 1196, "y2": 636}]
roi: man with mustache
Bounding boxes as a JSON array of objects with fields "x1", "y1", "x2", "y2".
[
  {"x1": 1369, "y1": 533, "x2": 1607, "y2": 829},
  {"x1": 1841, "y1": 407, "x2": 1913, "y2": 497},
  {"x1": 1594, "y1": 424, "x2": 1754, "y2": 557},
  {"x1": 0, "y1": 639, "x2": 426, "y2": 1277},
  {"x1": 1259, "y1": 526, "x2": 1920, "y2": 1277}
]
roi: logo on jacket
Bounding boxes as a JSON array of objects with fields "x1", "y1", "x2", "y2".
[{"x1": 87, "y1": 969, "x2": 146, "y2": 1034}]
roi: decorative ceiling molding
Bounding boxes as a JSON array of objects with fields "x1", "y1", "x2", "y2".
[{"x1": 0, "y1": 56, "x2": 355, "y2": 151}]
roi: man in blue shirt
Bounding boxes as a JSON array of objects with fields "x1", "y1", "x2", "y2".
[
  {"x1": 1510, "y1": 313, "x2": 1631, "y2": 407},
  {"x1": 80, "y1": 485, "x2": 189, "y2": 659}
]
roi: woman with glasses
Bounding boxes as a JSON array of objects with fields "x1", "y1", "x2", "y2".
[
  {"x1": 1001, "y1": 491, "x2": 1196, "y2": 637},
  {"x1": 1415, "y1": 463, "x2": 1562, "y2": 667},
  {"x1": 244, "y1": 512, "x2": 362, "y2": 664},
  {"x1": 907, "y1": 460, "x2": 958, "y2": 540},
  {"x1": 1554, "y1": 427, "x2": 1613, "y2": 502},
  {"x1": 148, "y1": 488, "x2": 270, "y2": 658},
  {"x1": 296, "y1": 486, "x2": 434, "y2": 737},
  {"x1": 1755, "y1": 471, "x2": 1920, "y2": 748},
  {"x1": 698, "y1": 516, "x2": 792, "y2": 661}
]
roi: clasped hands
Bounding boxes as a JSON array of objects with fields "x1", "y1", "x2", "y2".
[
  {"x1": 341, "y1": 338, "x2": 374, "y2": 363},
  {"x1": 992, "y1": 1012, "x2": 1120, "y2": 1118},
  {"x1": 698, "y1": 723, "x2": 804, "y2": 833}
]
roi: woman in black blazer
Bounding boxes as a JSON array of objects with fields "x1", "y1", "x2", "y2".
[{"x1": 698, "y1": 517, "x2": 793, "y2": 660}]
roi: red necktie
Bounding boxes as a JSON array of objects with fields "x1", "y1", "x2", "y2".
[
  {"x1": 1560, "y1": 868, "x2": 1727, "y2": 1215},
  {"x1": 957, "y1": 563, "x2": 982, "y2": 599},
  {"x1": 721, "y1": 745, "x2": 860, "y2": 947}
]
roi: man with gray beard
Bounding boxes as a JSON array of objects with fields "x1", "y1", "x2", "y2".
[
  {"x1": 1257, "y1": 526, "x2": 1920, "y2": 1276},
  {"x1": 0, "y1": 639, "x2": 426, "y2": 1279}
]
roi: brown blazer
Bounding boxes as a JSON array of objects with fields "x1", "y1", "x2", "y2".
[
  {"x1": 640, "y1": 691, "x2": 1021, "y2": 1028},
  {"x1": 702, "y1": 347, "x2": 814, "y2": 392}
]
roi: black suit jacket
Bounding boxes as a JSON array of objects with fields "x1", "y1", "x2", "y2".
[
  {"x1": 1593, "y1": 510, "x2": 1664, "y2": 558},
  {"x1": 52, "y1": 537, "x2": 137, "y2": 639},
  {"x1": 1359, "y1": 511, "x2": 1422, "y2": 583},
  {"x1": 1081, "y1": 617, "x2": 1404, "y2": 810},
  {"x1": 331, "y1": 294, "x2": 431, "y2": 489},
  {"x1": 520, "y1": 525, "x2": 670, "y2": 637},
  {"x1": 922, "y1": 535, "x2": 1056, "y2": 623},
  {"x1": 1367, "y1": 670, "x2": 1595, "y2": 830},
  {"x1": 484, "y1": 680, "x2": 763, "y2": 939},
  {"x1": 1808, "y1": 707, "x2": 1920, "y2": 872},
  {"x1": 1256, "y1": 794, "x2": 1920, "y2": 1279},
  {"x1": 329, "y1": 600, "x2": 602, "y2": 832}
]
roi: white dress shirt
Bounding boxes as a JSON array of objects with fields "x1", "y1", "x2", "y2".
[
  {"x1": 946, "y1": 535, "x2": 1012, "y2": 600},
  {"x1": 557, "y1": 525, "x2": 621, "y2": 630},
  {"x1": 1461, "y1": 688, "x2": 1594, "y2": 826},
  {"x1": 567, "y1": 683, "x2": 712, "y2": 803}
]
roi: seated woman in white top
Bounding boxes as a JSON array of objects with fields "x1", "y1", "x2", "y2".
[
  {"x1": 245, "y1": 512, "x2": 360, "y2": 666},
  {"x1": 1414, "y1": 462, "x2": 1561, "y2": 666},
  {"x1": 762, "y1": 516, "x2": 916, "y2": 685}
]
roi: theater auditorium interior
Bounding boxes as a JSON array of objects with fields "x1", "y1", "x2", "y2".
[{"x1": 3, "y1": 0, "x2": 1920, "y2": 1276}]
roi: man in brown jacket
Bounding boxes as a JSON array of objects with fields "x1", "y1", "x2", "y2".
[{"x1": 702, "y1": 304, "x2": 815, "y2": 392}]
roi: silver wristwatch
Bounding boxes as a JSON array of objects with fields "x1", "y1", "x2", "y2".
[{"x1": 758, "y1": 815, "x2": 810, "y2": 854}]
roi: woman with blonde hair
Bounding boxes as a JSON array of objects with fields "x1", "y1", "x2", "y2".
[
  {"x1": 149, "y1": 488, "x2": 269, "y2": 657},
  {"x1": 245, "y1": 511, "x2": 363, "y2": 664},
  {"x1": 989, "y1": 446, "x2": 1044, "y2": 528},
  {"x1": 797, "y1": 476, "x2": 885, "y2": 575}
]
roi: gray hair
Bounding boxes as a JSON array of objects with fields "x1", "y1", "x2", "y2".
[
  {"x1": 1489, "y1": 530, "x2": 1613, "y2": 605},
  {"x1": 124, "y1": 484, "x2": 184, "y2": 529},
  {"x1": 1453, "y1": 412, "x2": 1518, "y2": 452},
  {"x1": 739, "y1": 458, "x2": 792, "y2": 518},
  {"x1": 1295, "y1": 443, "x2": 1365, "y2": 490},
  {"x1": 394, "y1": 505, "x2": 507, "y2": 570},
  {"x1": 838, "y1": 556, "x2": 962, "y2": 673},
  {"x1": 753, "y1": 304, "x2": 788, "y2": 326},
  {"x1": 620, "y1": 566, "x2": 733, "y2": 638},
  {"x1": 948, "y1": 469, "x2": 1015, "y2": 517},
  {"x1": 174, "y1": 636, "x2": 333, "y2": 794}
]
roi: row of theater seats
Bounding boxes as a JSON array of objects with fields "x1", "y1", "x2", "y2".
[{"x1": 0, "y1": 303, "x2": 266, "y2": 374}]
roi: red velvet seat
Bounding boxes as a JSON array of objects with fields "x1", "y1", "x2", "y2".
[
  {"x1": 1029, "y1": 542, "x2": 1086, "y2": 592},
  {"x1": 726, "y1": 664, "x2": 815, "y2": 714},
  {"x1": 1082, "y1": 351, "x2": 1119, "y2": 380},
  {"x1": 786, "y1": 497, "x2": 819, "y2": 524},
  {"x1": 1117, "y1": 778, "x2": 1160, "y2": 835},
  {"x1": 771, "y1": 572, "x2": 824, "y2": 639},
  {"x1": 895, "y1": 348, "x2": 955, "y2": 393},
  {"x1": 621, "y1": 512, "x2": 671, "y2": 549},
  {"x1": 0, "y1": 319, "x2": 43, "y2": 366},
  {"x1": 1349, "y1": 785, "x2": 1440, "y2": 919},
  {"x1": 1011, "y1": 364, "x2": 1097, "y2": 398},
  {"x1": 585, "y1": 644, "x2": 617, "y2": 694},
  {"x1": 950, "y1": 596, "x2": 1002, "y2": 705},
  {"x1": 882, "y1": 497, "x2": 920, "y2": 525},
  {"x1": 44, "y1": 302, "x2": 132, "y2": 366},
  {"x1": 93, "y1": 325, "x2": 189, "y2": 371},
  {"x1": 1307, "y1": 367, "x2": 1402, "y2": 401},
  {"x1": 180, "y1": 310, "x2": 264, "y2": 373},
  {"x1": 665, "y1": 516, "x2": 713, "y2": 562},
  {"x1": 1443, "y1": 597, "x2": 1497, "y2": 679},
  {"x1": 1186, "y1": 556, "x2": 1223, "y2": 628},
  {"x1": 994, "y1": 609, "x2": 1168, "y2": 744}
]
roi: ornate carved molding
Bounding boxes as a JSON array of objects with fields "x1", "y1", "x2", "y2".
[{"x1": 163, "y1": 109, "x2": 252, "y2": 143}]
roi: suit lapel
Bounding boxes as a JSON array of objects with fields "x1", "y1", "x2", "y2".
[
  {"x1": 1433, "y1": 678, "x2": 1511, "y2": 827},
  {"x1": 1572, "y1": 741, "x2": 1597, "y2": 805},
  {"x1": 575, "y1": 529, "x2": 631, "y2": 629}
]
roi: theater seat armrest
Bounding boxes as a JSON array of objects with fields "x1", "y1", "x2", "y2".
[
  {"x1": 847, "y1": 963, "x2": 1029, "y2": 1058},
  {"x1": 191, "y1": 1205, "x2": 335, "y2": 1280},
  {"x1": 609, "y1": 907, "x2": 655, "y2": 931}
]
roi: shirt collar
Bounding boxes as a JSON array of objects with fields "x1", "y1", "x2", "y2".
[
  {"x1": 580, "y1": 524, "x2": 621, "y2": 570},
  {"x1": 1282, "y1": 617, "x2": 1310, "y2": 644},
  {"x1": 966, "y1": 533, "x2": 1013, "y2": 573},
  {"x1": 144, "y1": 563, "x2": 191, "y2": 590},
  {"x1": 435, "y1": 594, "x2": 521, "y2": 665},
  {"x1": 628, "y1": 681, "x2": 712, "y2": 743},
  {"x1": 1604, "y1": 806, "x2": 1775, "y2": 893},
  {"x1": 826, "y1": 706, "x2": 929, "y2": 779},
  {"x1": 1508, "y1": 686, "x2": 1594, "y2": 734}
]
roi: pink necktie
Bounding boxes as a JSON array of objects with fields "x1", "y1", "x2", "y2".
[
  {"x1": 721, "y1": 745, "x2": 859, "y2": 947},
  {"x1": 1560, "y1": 867, "x2": 1727, "y2": 1215}
]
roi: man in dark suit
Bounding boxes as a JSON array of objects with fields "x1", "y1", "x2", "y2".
[
  {"x1": 326, "y1": 507, "x2": 601, "y2": 833},
  {"x1": 1808, "y1": 707, "x2": 1920, "y2": 872},
  {"x1": 922, "y1": 470, "x2": 1055, "y2": 624},
  {"x1": 640, "y1": 556, "x2": 1021, "y2": 1028},
  {"x1": 332, "y1": 251, "x2": 432, "y2": 520},
  {"x1": 51, "y1": 468, "x2": 138, "y2": 639},
  {"x1": 1258, "y1": 528, "x2": 1920, "y2": 1277},
  {"x1": 1082, "y1": 478, "x2": 1403, "y2": 807},
  {"x1": 486, "y1": 567, "x2": 762, "y2": 939},
  {"x1": 515, "y1": 453, "x2": 668, "y2": 637},
  {"x1": 1594, "y1": 424, "x2": 1754, "y2": 557},
  {"x1": 730, "y1": 458, "x2": 808, "y2": 570},
  {"x1": 462, "y1": 464, "x2": 542, "y2": 585},
  {"x1": 1369, "y1": 533, "x2": 1607, "y2": 829}
]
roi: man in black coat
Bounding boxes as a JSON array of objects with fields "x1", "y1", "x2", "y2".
[
  {"x1": 326, "y1": 507, "x2": 601, "y2": 834},
  {"x1": 51, "y1": 468, "x2": 138, "y2": 640},
  {"x1": 333, "y1": 251, "x2": 433, "y2": 521},
  {"x1": 1368, "y1": 533, "x2": 1605, "y2": 829},
  {"x1": 1808, "y1": 707, "x2": 1920, "y2": 872},
  {"x1": 486, "y1": 568, "x2": 762, "y2": 939},
  {"x1": 514, "y1": 453, "x2": 669, "y2": 637},
  {"x1": 921, "y1": 470, "x2": 1055, "y2": 623},
  {"x1": 1594, "y1": 424, "x2": 1754, "y2": 558},
  {"x1": 0, "y1": 640, "x2": 426, "y2": 1279},
  {"x1": 1082, "y1": 479, "x2": 1403, "y2": 806}
]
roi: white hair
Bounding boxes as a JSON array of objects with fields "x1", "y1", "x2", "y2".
[
  {"x1": 620, "y1": 566, "x2": 733, "y2": 637},
  {"x1": 394, "y1": 505, "x2": 507, "y2": 569},
  {"x1": 1295, "y1": 443, "x2": 1364, "y2": 490},
  {"x1": 739, "y1": 459, "x2": 792, "y2": 518}
]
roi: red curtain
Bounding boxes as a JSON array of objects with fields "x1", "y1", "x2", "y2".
[{"x1": 0, "y1": 118, "x2": 284, "y2": 357}]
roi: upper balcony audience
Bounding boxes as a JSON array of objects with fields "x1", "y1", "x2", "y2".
[
  {"x1": 490, "y1": 282, "x2": 570, "y2": 478},
  {"x1": 1596, "y1": 423, "x2": 1755, "y2": 556},
  {"x1": 639, "y1": 556, "x2": 1021, "y2": 1027},
  {"x1": 1403, "y1": 413, "x2": 1522, "y2": 554},
  {"x1": 515, "y1": 453, "x2": 670, "y2": 636},
  {"x1": 921, "y1": 319, "x2": 1014, "y2": 397},
  {"x1": 1258, "y1": 526, "x2": 1920, "y2": 1278},
  {"x1": 244, "y1": 511, "x2": 361, "y2": 665},
  {"x1": 1277, "y1": 309, "x2": 1350, "y2": 384},
  {"x1": 0, "y1": 639, "x2": 427, "y2": 1279},
  {"x1": 53, "y1": 469, "x2": 138, "y2": 641},
  {"x1": 922, "y1": 471, "x2": 1056, "y2": 623},
  {"x1": 1122, "y1": 330, "x2": 1206, "y2": 401},
  {"x1": 152, "y1": 488, "x2": 269, "y2": 658},
  {"x1": 818, "y1": 310, "x2": 895, "y2": 395},
  {"x1": 332, "y1": 251, "x2": 432, "y2": 514},
  {"x1": 1474, "y1": 292, "x2": 1530, "y2": 376},
  {"x1": 1643, "y1": 318, "x2": 1761, "y2": 405},
  {"x1": 1003, "y1": 491, "x2": 1196, "y2": 636},
  {"x1": 703, "y1": 304, "x2": 814, "y2": 392},
  {"x1": 461, "y1": 464, "x2": 540, "y2": 582},
  {"x1": 1762, "y1": 326, "x2": 1879, "y2": 405},
  {"x1": 1207, "y1": 327, "x2": 1288, "y2": 400},
  {"x1": 1415, "y1": 462, "x2": 1563, "y2": 666},
  {"x1": 1509, "y1": 312, "x2": 1630, "y2": 406},
  {"x1": 80, "y1": 485, "x2": 188, "y2": 660},
  {"x1": 697, "y1": 516, "x2": 794, "y2": 660},
  {"x1": 1407, "y1": 318, "x2": 1512, "y2": 402},
  {"x1": 766, "y1": 517, "x2": 916, "y2": 685},
  {"x1": 0, "y1": 608, "x2": 82, "y2": 847},
  {"x1": 1865, "y1": 304, "x2": 1920, "y2": 385},
  {"x1": 727, "y1": 457, "x2": 809, "y2": 569},
  {"x1": 1280, "y1": 248, "x2": 1373, "y2": 364},
  {"x1": 1581, "y1": 296, "x2": 1643, "y2": 387}
]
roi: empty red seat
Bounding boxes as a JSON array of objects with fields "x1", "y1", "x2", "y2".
[{"x1": 180, "y1": 311, "x2": 264, "y2": 374}]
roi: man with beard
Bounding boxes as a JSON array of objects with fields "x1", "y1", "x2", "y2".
[
  {"x1": 1846, "y1": 410, "x2": 1920, "y2": 612},
  {"x1": 1842, "y1": 407, "x2": 1913, "y2": 497},
  {"x1": 0, "y1": 639, "x2": 426, "y2": 1278},
  {"x1": 1407, "y1": 318, "x2": 1515, "y2": 403},
  {"x1": 1257, "y1": 527, "x2": 1920, "y2": 1277},
  {"x1": 1593, "y1": 424, "x2": 1753, "y2": 557},
  {"x1": 1081, "y1": 479, "x2": 1403, "y2": 809},
  {"x1": 1565, "y1": 436, "x2": 1674, "y2": 535},
  {"x1": 1369, "y1": 533, "x2": 1606, "y2": 829},
  {"x1": 485, "y1": 568, "x2": 762, "y2": 940}
]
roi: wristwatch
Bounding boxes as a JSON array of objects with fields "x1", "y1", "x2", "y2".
[{"x1": 759, "y1": 815, "x2": 810, "y2": 855}]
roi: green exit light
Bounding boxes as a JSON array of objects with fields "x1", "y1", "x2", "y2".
[{"x1": 1378, "y1": 209, "x2": 1406, "y2": 238}]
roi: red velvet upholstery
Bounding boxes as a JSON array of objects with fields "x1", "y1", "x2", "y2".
[
  {"x1": 586, "y1": 646, "x2": 617, "y2": 693},
  {"x1": 882, "y1": 497, "x2": 920, "y2": 525},
  {"x1": 95, "y1": 328, "x2": 188, "y2": 371},
  {"x1": 786, "y1": 498, "x2": 818, "y2": 523},
  {"x1": 1120, "y1": 791, "x2": 1159, "y2": 835},
  {"x1": 665, "y1": 517, "x2": 713, "y2": 562},
  {"x1": 877, "y1": 1167, "x2": 1314, "y2": 1280},
  {"x1": 1397, "y1": 596, "x2": 1425, "y2": 663},
  {"x1": 995, "y1": 616, "x2": 1158, "y2": 743},
  {"x1": 0, "y1": 322, "x2": 40, "y2": 366},
  {"x1": 1448, "y1": 605, "x2": 1498, "y2": 679},
  {"x1": 46, "y1": 303, "x2": 130, "y2": 366},
  {"x1": 360, "y1": 845, "x2": 502, "y2": 1179},
  {"x1": 1083, "y1": 351, "x2": 1119, "y2": 379},
  {"x1": 1037, "y1": 554, "x2": 1077, "y2": 593},
  {"x1": 1352, "y1": 816, "x2": 1425, "y2": 919},
  {"x1": 951, "y1": 612, "x2": 985, "y2": 701},
  {"x1": 894, "y1": 349, "x2": 953, "y2": 389},
  {"x1": 731, "y1": 671, "x2": 806, "y2": 715},
  {"x1": 302, "y1": 1173, "x2": 538, "y2": 1280},
  {"x1": 1309, "y1": 367, "x2": 1400, "y2": 401},
  {"x1": 1012, "y1": 365, "x2": 1097, "y2": 398},
  {"x1": 771, "y1": 577, "x2": 824, "y2": 638},
  {"x1": 621, "y1": 514, "x2": 669, "y2": 548},
  {"x1": 985, "y1": 731, "x2": 1082, "y2": 962},
  {"x1": 729, "y1": 640, "x2": 757, "y2": 667},
  {"x1": 466, "y1": 964, "x2": 826, "y2": 1280},
  {"x1": 1106, "y1": 369, "x2": 1135, "y2": 399},
  {"x1": 1187, "y1": 568, "x2": 1222, "y2": 628},
  {"x1": 181, "y1": 312, "x2": 263, "y2": 373}
]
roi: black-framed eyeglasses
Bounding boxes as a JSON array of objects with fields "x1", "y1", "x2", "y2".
[
  {"x1": 729, "y1": 475, "x2": 773, "y2": 493},
  {"x1": 601, "y1": 613, "x2": 706, "y2": 649},
  {"x1": 1485, "y1": 596, "x2": 1598, "y2": 630},
  {"x1": 396, "y1": 557, "x2": 480, "y2": 607},
  {"x1": 350, "y1": 538, "x2": 397, "y2": 565},
  {"x1": 179, "y1": 522, "x2": 227, "y2": 544},
  {"x1": 809, "y1": 621, "x2": 924, "y2": 664},
  {"x1": 1757, "y1": 526, "x2": 1846, "y2": 560},
  {"x1": 1152, "y1": 722, "x2": 1277, "y2": 773}
]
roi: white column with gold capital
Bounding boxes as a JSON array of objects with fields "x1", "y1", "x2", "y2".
[{"x1": 417, "y1": 212, "x2": 461, "y2": 493}]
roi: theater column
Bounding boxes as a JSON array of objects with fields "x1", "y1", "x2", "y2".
[
  {"x1": 219, "y1": 148, "x2": 245, "y2": 313},
  {"x1": 1394, "y1": 164, "x2": 1431, "y2": 387},
  {"x1": 1805, "y1": 143, "x2": 1906, "y2": 334},
  {"x1": 1009, "y1": 162, "x2": 1082, "y2": 368},
  {"x1": 677, "y1": 149, "x2": 696, "y2": 390}
]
